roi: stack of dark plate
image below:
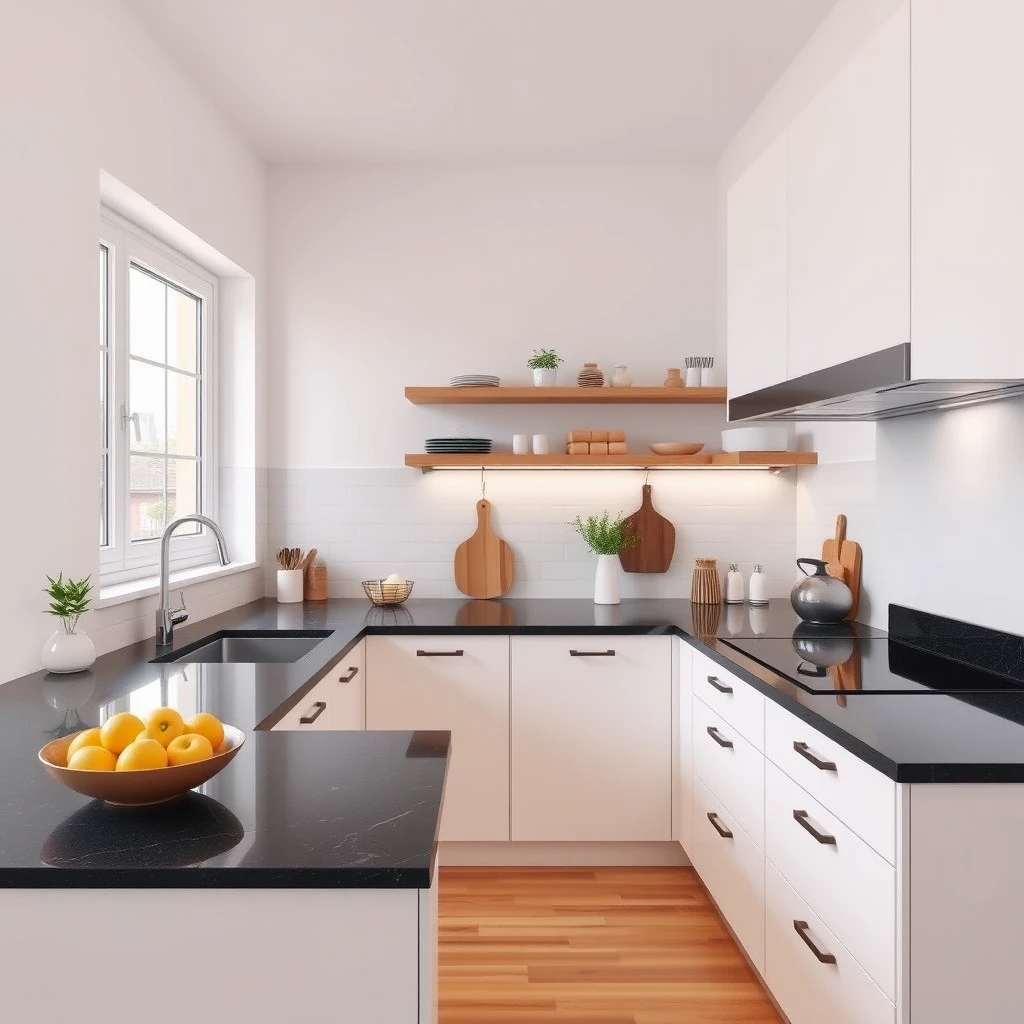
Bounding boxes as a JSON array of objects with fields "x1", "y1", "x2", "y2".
[
  {"x1": 449, "y1": 374, "x2": 500, "y2": 388},
  {"x1": 424, "y1": 437, "x2": 493, "y2": 454}
]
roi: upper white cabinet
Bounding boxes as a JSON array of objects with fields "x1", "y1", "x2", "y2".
[
  {"x1": 786, "y1": 2, "x2": 910, "y2": 379},
  {"x1": 910, "y1": 0, "x2": 1024, "y2": 379},
  {"x1": 726, "y1": 134, "x2": 789, "y2": 400}
]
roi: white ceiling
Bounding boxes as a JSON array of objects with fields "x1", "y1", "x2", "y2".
[{"x1": 131, "y1": 0, "x2": 837, "y2": 163}]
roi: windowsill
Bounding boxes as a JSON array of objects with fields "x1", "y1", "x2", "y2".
[{"x1": 98, "y1": 560, "x2": 260, "y2": 609}]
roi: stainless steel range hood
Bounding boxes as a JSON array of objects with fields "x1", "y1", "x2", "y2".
[{"x1": 728, "y1": 343, "x2": 1024, "y2": 422}]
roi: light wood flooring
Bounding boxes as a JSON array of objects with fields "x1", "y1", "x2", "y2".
[{"x1": 438, "y1": 866, "x2": 782, "y2": 1024}]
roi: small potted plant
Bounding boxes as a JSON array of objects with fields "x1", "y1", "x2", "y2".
[
  {"x1": 527, "y1": 348, "x2": 563, "y2": 387},
  {"x1": 571, "y1": 512, "x2": 638, "y2": 605},
  {"x1": 41, "y1": 573, "x2": 96, "y2": 674}
]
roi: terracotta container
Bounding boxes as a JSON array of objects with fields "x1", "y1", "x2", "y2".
[
  {"x1": 664, "y1": 368, "x2": 683, "y2": 388},
  {"x1": 577, "y1": 362, "x2": 605, "y2": 387},
  {"x1": 305, "y1": 559, "x2": 328, "y2": 601}
]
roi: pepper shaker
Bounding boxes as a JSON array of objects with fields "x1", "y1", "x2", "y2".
[
  {"x1": 748, "y1": 564, "x2": 769, "y2": 606},
  {"x1": 725, "y1": 563, "x2": 745, "y2": 604}
]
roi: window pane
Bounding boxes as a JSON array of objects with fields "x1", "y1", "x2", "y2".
[
  {"x1": 167, "y1": 287, "x2": 199, "y2": 373},
  {"x1": 129, "y1": 266, "x2": 166, "y2": 363},
  {"x1": 100, "y1": 454, "x2": 108, "y2": 547},
  {"x1": 129, "y1": 358, "x2": 166, "y2": 451},
  {"x1": 167, "y1": 458, "x2": 201, "y2": 526},
  {"x1": 129, "y1": 455, "x2": 166, "y2": 541},
  {"x1": 99, "y1": 246, "x2": 109, "y2": 548},
  {"x1": 167, "y1": 368, "x2": 199, "y2": 457}
]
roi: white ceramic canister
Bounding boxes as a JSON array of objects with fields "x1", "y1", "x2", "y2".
[
  {"x1": 725, "y1": 563, "x2": 745, "y2": 604},
  {"x1": 512, "y1": 433, "x2": 530, "y2": 455},
  {"x1": 748, "y1": 564, "x2": 769, "y2": 606},
  {"x1": 277, "y1": 569, "x2": 304, "y2": 604},
  {"x1": 532, "y1": 434, "x2": 549, "y2": 454}
]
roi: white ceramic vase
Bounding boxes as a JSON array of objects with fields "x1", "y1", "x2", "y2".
[
  {"x1": 41, "y1": 628, "x2": 96, "y2": 674},
  {"x1": 532, "y1": 367, "x2": 557, "y2": 387},
  {"x1": 594, "y1": 554, "x2": 621, "y2": 605}
]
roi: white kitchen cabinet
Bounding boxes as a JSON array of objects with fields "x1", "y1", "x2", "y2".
[
  {"x1": 910, "y1": 0, "x2": 1024, "y2": 379},
  {"x1": 786, "y1": 1, "x2": 910, "y2": 379},
  {"x1": 675, "y1": 638, "x2": 694, "y2": 854},
  {"x1": 511, "y1": 636, "x2": 672, "y2": 842},
  {"x1": 726, "y1": 132, "x2": 789, "y2": 400},
  {"x1": 272, "y1": 641, "x2": 365, "y2": 731},
  {"x1": 365, "y1": 635, "x2": 510, "y2": 842}
]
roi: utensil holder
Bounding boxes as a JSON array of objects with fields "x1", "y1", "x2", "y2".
[
  {"x1": 690, "y1": 558, "x2": 722, "y2": 605},
  {"x1": 277, "y1": 569, "x2": 303, "y2": 604}
]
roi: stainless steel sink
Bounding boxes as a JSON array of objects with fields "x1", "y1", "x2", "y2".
[{"x1": 153, "y1": 630, "x2": 331, "y2": 664}]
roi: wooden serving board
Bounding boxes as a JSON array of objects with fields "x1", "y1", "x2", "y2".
[
  {"x1": 619, "y1": 484, "x2": 675, "y2": 573},
  {"x1": 821, "y1": 514, "x2": 863, "y2": 621},
  {"x1": 454, "y1": 499, "x2": 514, "y2": 599}
]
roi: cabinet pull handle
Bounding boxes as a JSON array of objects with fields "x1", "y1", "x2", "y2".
[
  {"x1": 707, "y1": 675, "x2": 733, "y2": 694},
  {"x1": 706, "y1": 812, "x2": 733, "y2": 839},
  {"x1": 706, "y1": 725, "x2": 734, "y2": 749},
  {"x1": 793, "y1": 920, "x2": 837, "y2": 964},
  {"x1": 416, "y1": 649, "x2": 464, "y2": 657},
  {"x1": 793, "y1": 809, "x2": 837, "y2": 845},
  {"x1": 339, "y1": 666, "x2": 359, "y2": 683},
  {"x1": 299, "y1": 700, "x2": 327, "y2": 724},
  {"x1": 569, "y1": 649, "x2": 616, "y2": 657},
  {"x1": 793, "y1": 741, "x2": 837, "y2": 772}
]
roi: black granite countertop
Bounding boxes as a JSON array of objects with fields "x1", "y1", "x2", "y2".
[{"x1": 3, "y1": 597, "x2": 1024, "y2": 890}]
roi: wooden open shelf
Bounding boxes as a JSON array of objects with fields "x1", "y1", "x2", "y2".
[
  {"x1": 405, "y1": 386, "x2": 727, "y2": 405},
  {"x1": 405, "y1": 452, "x2": 817, "y2": 471}
]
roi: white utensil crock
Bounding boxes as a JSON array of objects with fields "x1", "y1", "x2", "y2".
[{"x1": 277, "y1": 569, "x2": 304, "y2": 603}]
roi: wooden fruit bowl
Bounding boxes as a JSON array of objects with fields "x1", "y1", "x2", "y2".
[{"x1": 38, "y1": 725, "x2": 245, "y2": 806}]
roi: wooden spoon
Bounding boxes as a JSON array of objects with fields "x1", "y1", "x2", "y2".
[{"x1": 300, "y1": 548, "x2": 317, "y2": 573}]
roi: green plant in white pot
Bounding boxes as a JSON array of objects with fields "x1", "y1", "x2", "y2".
[
  {"x1": 571, "y1": 512, "x2": 638, "y2": 605},
  {"x1": 527, "y1": 348, "x2": 563, "y2": 387},
  {"x1": 41, "y1": 574, "x2": 96, "y2": 674}
]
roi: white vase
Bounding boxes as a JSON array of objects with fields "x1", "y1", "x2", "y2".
[
  {"x1": 594, "y1": 554, "x2": 621, "y2": 605},
  {"x1": 41, "y1": 628, "x2": 96, "y2": 674},
  {"x1": 533, "y1": 367, "x2": 557, "y2": 387}
]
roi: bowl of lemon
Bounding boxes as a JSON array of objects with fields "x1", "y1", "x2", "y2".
[{"x1": 39, "y1": 708, "x2": 244, "y2": 806}]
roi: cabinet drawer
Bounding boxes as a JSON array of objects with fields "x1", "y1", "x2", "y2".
[
  {"x1": 692, "y1": 693, "x2": 765, "y2": 848},
  {"x1": 766, "y1": 762, "x2": 896, "y2": 1001},
  {"x1": 765, "y1": 699, "x2": 895, "y2": 863},
  {"x1": 766, "y1": 862, "x2": 894, "y2": 1024},
  {"x1": 691, "y1": 775, "x2": 765, "y2": 972},
  {"x1": 273, "y1": 644, "x2": 365, "y2": 731},
  {"x1": 691, "y1": 649, "x2": 764, "y2": 751}
]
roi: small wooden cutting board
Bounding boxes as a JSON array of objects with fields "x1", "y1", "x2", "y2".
[
  {"x1": 454, "y1": 499, "x2": 514, "y2": 599},
  {"x1": 619, "y1": 484, "x2": 676, "y2": 574},
  {"x1": 821, "y1": 514, "x2": 863, "y2": 621}
]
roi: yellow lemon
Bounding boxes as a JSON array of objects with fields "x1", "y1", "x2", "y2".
[
  {"x1": 100, "y1": 712, "x2": 145, "y2": 755},
  {"x1": 184, "y1": 712, "x2": 224, "y2": 752},
  {"x1": 115, "y1": 737, "x2": 168, "y2": 771},
  {"x1": 66, "y1": 727, "x2": 103, "y2": 765},
  {"x1": 166, "y1": 733, "x2": 214, "y2": 766},
  {"x1": 142, "y1": 707, "x2": 185, "y2": 748},
  {"x1": 67, "y1": 746, "x2": 117, "y2": 772}
]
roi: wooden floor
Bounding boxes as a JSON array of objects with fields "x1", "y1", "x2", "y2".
[{"x1": 438, "y1": 866, "x2": 782, "y2": 1024}]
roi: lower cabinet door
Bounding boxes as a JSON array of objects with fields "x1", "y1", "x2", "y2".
[
  {"x1": 691, "y1": 775, "x2": 765, "y2": 972},
  {"x1": 765, "y1": 862, "x2": 895, "y2": 1024},
  {"x1": 272, "y1": 642, "x2": 365, "y2": 731},
  {"x1": 366, "y1": 636, "x2": 510, "y2": 842}
]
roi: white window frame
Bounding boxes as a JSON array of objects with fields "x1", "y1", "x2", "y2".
[{"x1": 100, "y1": 209, "x2": 219, "y2": 585}]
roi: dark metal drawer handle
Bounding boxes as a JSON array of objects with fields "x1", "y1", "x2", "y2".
[
  {"x1": 706, "y1": 725, "x2": 734, "y2": 749},
  {"x1": 707, "y1": 675, "x2": 733, "y2": 694},
  {"x1": 793, "y1": 809, "x2": 837, "y2": 846},
  {"x1": 569, "y1": 649, "x2": 616, "y2": 657},
  {"x1": 706, "y1": 812, "x2": 733, "y2": 839},
  {"x1": 339, "y1": 666, "x2": 359, "y2": 683},
  {"x1": 416, "y1": 649, "x2": 464, "y2": 657},
  {"x1": 794, "y1": 920, "x2": 837, "y2": 964},
  {"x1": 794, "y1": 741, "x2": 837, "y2": 772},
  {"x1": 299, "y1": 700, "x2": 327, "y2": 724}
]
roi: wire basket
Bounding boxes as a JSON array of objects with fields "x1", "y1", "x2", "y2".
[{"x1": 362, "y1": 579, "x2": 415, "y2": 606}]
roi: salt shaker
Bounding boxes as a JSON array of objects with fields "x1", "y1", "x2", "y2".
[
  {"x1": 725, "y1": 563, "x2": 745, "y2": 604},
  {"x1": 748, "y1": 564, "x2": 769, "y2": 606}
]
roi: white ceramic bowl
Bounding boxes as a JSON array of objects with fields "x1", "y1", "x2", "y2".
[{"x1": 720, "y1": 426, "x2": 790, "y2": 452}]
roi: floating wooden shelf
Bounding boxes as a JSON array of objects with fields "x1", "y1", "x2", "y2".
[
  {"x1": 404, "y1": 386, "x2": 727, "y2": 405},
  {"x1": 405, "y1": 452, "x2": 817, "y2": 471}
]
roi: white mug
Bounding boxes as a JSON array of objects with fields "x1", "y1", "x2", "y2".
[
  {"x1": 512, "y1": 434, "x2": 529, "y2": 455},
  {"x1": 532, "y1": 434, "x2": 549, "y2": 455}
]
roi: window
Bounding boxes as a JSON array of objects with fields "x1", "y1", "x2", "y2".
[{"x1": 100, "y1": 211, "x2": 218, "y2": 584}]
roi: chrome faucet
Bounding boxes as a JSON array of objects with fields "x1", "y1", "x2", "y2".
[{"x1": 155, "y1": 515, "x2": 231, "y2": 648}]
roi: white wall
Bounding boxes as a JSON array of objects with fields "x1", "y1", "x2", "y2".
[{"x1": 0, "y1": 0, "x2": 267, "y2": 682}]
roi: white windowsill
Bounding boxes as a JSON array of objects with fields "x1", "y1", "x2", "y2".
[{"x1": 97, "y1": 560, "x2": 260, "y2": 609}]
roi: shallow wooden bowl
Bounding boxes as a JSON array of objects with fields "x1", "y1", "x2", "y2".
[
  {"x1": 649, "y1": 442, "x2": 705, "y2": 456},
  {"x1": 39, "y1": 725, "x2": 245, "y2": 806}
]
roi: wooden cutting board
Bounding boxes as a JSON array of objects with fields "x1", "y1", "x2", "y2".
[
  {"x1": 454, "y1": 499, "x2": 514, "y2": 599},
  {"x1": 619, "y1": 484, "x2": 675, "y2": 574},
  {"x1": 821, "y1": 514, "x2": 863, "y2": 621}
]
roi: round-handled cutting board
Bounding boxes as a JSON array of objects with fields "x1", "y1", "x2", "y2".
[
  {"x1": 619, "y1": 484, "x2": 676, "y2": 573},
  {"x1": 454, "y1": 499, "x2": 515, "y2": 599}
]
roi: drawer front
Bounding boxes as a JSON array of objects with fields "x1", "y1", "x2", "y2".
[
  {"x1": 765, "y1": 699, "x2": 895, "y2": 863},
  {"x1": 765, "y1": 762, "x2": 896, "y2": 1001},
  {"x1": 691, "y1": 775, "x2": 765, "y2": 973},
  {"x1": 691, "y1": 649, "x2": 764, "y2": 750},
  {"x1": 272, "y1": 644, "x2": 365, "y2": 731},
  {"x1": 692, "y1": 693, "x2": 765, "y2": 848},
  {"x1": 766, "y1": 862, "x2": 894, "y2": 1024}
]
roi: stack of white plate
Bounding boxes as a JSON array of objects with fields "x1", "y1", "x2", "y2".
[
  {"x1": 449, "y1": 374, "x2": 500, "y2": 388},
  {"x1": 424, "y1": 437, "x2": 493, "y2": 454}
]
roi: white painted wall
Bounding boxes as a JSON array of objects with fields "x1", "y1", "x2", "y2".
[{"x1": 0, "y1": 0, "x2": 267, "y2": 682}]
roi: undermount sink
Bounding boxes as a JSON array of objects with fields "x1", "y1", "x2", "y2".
[{"x1": 152, "y1": 630, "x2": 332, "y2": 665}]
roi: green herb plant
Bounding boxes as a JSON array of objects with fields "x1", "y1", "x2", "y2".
[
  {"x1": 570, "y1": 512, "x2": 638, "y2": 555},
  {"x1": 526, "y1": 348, "x2": 564, "y2": 370},
  {"x1": 43, "y1": 574, "x2": 92, "y2": 634}
]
